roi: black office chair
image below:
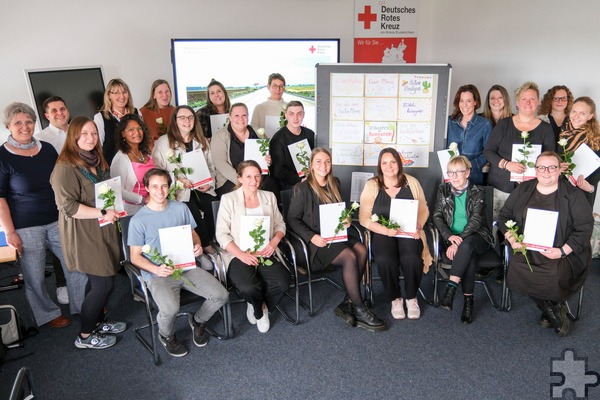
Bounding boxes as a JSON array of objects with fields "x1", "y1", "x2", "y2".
[
  {"x1": 119, "y1": 216, "x2": 228, "y2": 365},
  {"x1": 210, "y1": 200, "x2": 302, "y2": 338}
]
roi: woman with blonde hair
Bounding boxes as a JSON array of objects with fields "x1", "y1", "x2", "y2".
[
  {"x1": 139, "y1": 79, "x2": 175, "y2": 141},
  {"x1": 93, "y1": 78, "x2": 141, "y2": 164},
  {"x1": 287, "y1": 148, "x2": 385, "y2": 331}
]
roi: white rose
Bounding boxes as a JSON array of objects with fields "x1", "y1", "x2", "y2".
[
  {"x1": 175, "y1": 181, "x2": 185, "y2": 190},
  {"x1": 505, "y1": 220, "x2": 516, "y2": 229},
  {"x1": 167, "y1": 150, "x2": 175, "y2": 158},
  {"x1": 351, "y1": 202, "x2": 359, "y2": 210},
  {"x1": 254, "y1": 218, "x2": 264, "y2": 228},
  {"x1": 282, "y1": 104, "x2": 287, "y2": 111},
  {"x1": 97, "y1": 183, "x2": 110, "y2": 195},
  {"x1": 141, "y1": 244, "x2": 151, "y2": 254},
  {"x1": 521, "y1": 131, "x2": 529, "y2": 139},
  {"x1": 449, "y1": 142, "x2": 458, "y2": 151},
  {"x1": 156, "y1": 117, "x2": 163, "y2": 125},
  {"x1": 257, "y1": 128, "x2": 266, "y2": 138},
  {"x1": 558, "y1": 138, "x2": 568, "y2": 147},
  {"x1": 296, "y1": 142, "x2": 305, "y2": 150},
  {"x1": 371, "y1": 214, "x2": 379, "y2": 222}
]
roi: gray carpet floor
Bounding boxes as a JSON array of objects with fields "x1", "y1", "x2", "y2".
[{"x1": 1, "y1": 261, "x2": 599, "y2": 400}]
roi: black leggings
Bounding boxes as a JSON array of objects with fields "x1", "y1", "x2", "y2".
[
  {"x1": 445, "y1": 234, "x2": 490, "y2": 294},
  {"x1": 80, "y1": 274, "x2": 114, "y2": 334},
  {"x1": 330, "y1": 242, "x2": 367, "y2": 305}
]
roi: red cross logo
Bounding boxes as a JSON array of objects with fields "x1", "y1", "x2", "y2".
[
  {"x1": 309, "y1": 46, "x2": 316, "y2": 54},
  {"x1": 358, "y1": 5, "x2": 377, "y2": 29}
]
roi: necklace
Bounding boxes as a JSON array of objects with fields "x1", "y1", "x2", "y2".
[
  {"x1": 130, "y1": 150, "x2": 145, "y2": 163},
  {"x1": 517, "y1": 115, "x2": 535, "y2": 124},
  {"x1": 112, "y1": 108, "x2": 126, "y2": 119}
]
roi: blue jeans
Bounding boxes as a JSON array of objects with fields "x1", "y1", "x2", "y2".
[{"x1": 17, "y1": 222, "x2": 87, "y2": 326}]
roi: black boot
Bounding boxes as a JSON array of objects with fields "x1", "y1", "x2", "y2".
[
  {"x1": 542, "y1": 301, "x2": 570, "y2": 336},
  {"x1": 461, "y1": 295, "x2": 474, "y2": 324},
  {"x1": 440, "y1": 283, "x2": 457, "y2": 311},
  {"x1": 538, "y1": 311, "x2": 552, "y2": 328},
  {"x1": 334, "y1": 296, "x2": 356, "y2": 327},
  {"x1": 353, "y1": 304, "x2": 386, "y2": 332}
]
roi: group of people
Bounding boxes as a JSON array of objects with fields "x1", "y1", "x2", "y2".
[
  {"x1": 0, "y1": 76, "x2": 596, "y2": 359},
  {"x1": 442, "y1": 81, "x2": 597, "y2": 335}
]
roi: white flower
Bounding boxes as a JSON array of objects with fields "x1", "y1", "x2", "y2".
[
  {"x1": 167, "y1": 150, "x2": 175, "y2": 158},
  {"x1": 282, "y1": 104, "x2": 287, "y2": 111},
  {"x1": 296, "y1": 142, "x2": 305, "y2": 150},
  {"x1": 351, "y1": 202, "x2": 359, "y2": 210},
  {"x1": 371, "y1": 214, "x2": 379, "y2": 222},
  {"x1": 141, "y1": 244, "x2": 151, "y2": 254},
  {"x1": 448, "y1": 142, "x2": 458, "y2": 151},
  {"x1": 505, "y1": 220, "x2": 516, "y2": 229},
  {"x1": 521, "y1": 131, "x2": 529, "y2": 139},
  {"x1": 257, "y1": 128, "x2": 266, "y2": 138},
  {"x1": 558, "y1": 138, "x2": 568, "y2": 147},
  {"x1": 97, "y1": 183, "x2": 110, "y2": 195},
  {"x1": 254, "y1": 218, "x2": 264, "y2": 228},
  {"x1": 175, "y1": 181, "x2": 185, "y2": 190},
  {"x1": 156, "y1": 117, "x2": 163, "y2": 125}
]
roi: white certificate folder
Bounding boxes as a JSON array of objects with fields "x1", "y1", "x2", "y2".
[
  {"x1": 523, "y1": 208, "x2": 559, "y2": 251},
  {"x1": 319, "y1": 202, "x2": 348, "y2": 243}
]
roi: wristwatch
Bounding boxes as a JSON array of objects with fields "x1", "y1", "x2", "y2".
[
  {"x1": 100, "y1": 209, "x2": 107, "y2": 216},
  {"x1": 559, "y1": 247, "x2": 566, "y2": 258}
]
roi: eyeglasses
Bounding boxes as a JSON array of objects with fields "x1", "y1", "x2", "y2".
[
  {"x1": 11, "y1": 120, "x2": 35, "y2": 127},
  {"x1": 270, "y1": 84, "x2": 285, "y2": 90},
  {"x1": 535, "y1": 165, "x2": 559, "y2": 173},
  {"x1": 446, "y1": 170, "x2": 467, "y2": 177},
  {"x1": 176, "y1": 115, "x2": 195, "y2": 122},
  {"x1": 553, "y1": 96, "x2": 568, "y2": 102},
  {"x1": 125, "y1": 127, "x2": 144, "y2": 134},
  {"x1": 109, "y1": 90, "x2": 128, "y2": 96}
]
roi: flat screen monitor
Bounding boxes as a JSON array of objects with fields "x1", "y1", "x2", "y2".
[
  {"x1": 171, "y1": 38, "x2": 340, "y2": 133},
  {"x1": 25, "y1": 66, "x2": 105, "y2": 130}
]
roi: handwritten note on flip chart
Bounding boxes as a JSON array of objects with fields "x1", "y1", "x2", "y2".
[
  {"x1": 331, "y1": 73, "x2": 364, "y2": 97},
  {"x1": 331, "y1": 97, "x2": 364, "y2": 121},
  {"x1": 365, "y1": 98, "x2": 398, "y2": 121},
  {"x1": 398, "y1": 74, "x2": 434, "y2": 98},
  {"x1": 396, "y1": 145, "x2": 429, "y2": 168},
  {"x1": 396, "y1": 122, "x2": 431, "y2": 145},
  {"x1": 365, "y1": 74, "x2": 399, "y2": 97},
  {"x1": 364, "y1": 122, "x2": 396, "y2": 144},
  {"x1": 332, "y1": 143, "x2": 364, "y2": 165},
  {"x1": 364, "y1": 143, "x2": 389, "y2": 166},
  {"x1": 398, "y1": 98, "x2": 432, "y2": 122},
  {"x1": 331, "y1": 121, "x2": 364, "y2": 143}
]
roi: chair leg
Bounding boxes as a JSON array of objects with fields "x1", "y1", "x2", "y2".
[{"x1": 565, "y1": 285, "x2": 584, "y2": 321}]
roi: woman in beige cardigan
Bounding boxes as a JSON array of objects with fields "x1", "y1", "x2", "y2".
[
  {"x1": 215, "y1": 160, "x2": 289, "y2": 333},
  {"x1": 359, "y1": 148, "x2": 432, "y2": 320}
]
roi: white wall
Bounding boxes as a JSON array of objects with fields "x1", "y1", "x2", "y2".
[{"x1": 1, "y1": 0, "x2": 598, "y2": 141}]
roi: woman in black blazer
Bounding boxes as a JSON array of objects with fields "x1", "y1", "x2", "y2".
[{"x1": 287, "y1": 147, "x2": 385, "y2": 332}]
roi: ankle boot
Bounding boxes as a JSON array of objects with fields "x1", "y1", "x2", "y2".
[
  {"x1": 542, "y1": 301, "x2": 570, "y2": 336},
  {"x1": 461, "y1": 295, "x2": 474, "y2": 324},
  {"x1": 334, "y1": 296, "x2": 356, "y2": 326},
  {"x1": 440, "y1": 283, "x2": 457, "y2": 311},
  {"x1": 353, "y1": 304, "x2": 386, "y2": 332}
]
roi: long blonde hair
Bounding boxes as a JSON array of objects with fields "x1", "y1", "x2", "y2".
[
  {"x1": 306, "y1": 148, "x2": 342, "y2": 204},
  {"x1": 100, "y1": 78, "x2": 136, "y2": 119}
]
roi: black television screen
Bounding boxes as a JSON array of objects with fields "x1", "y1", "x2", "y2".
[
  {"x1": 26, "y1": 66, "x2": 105, "y2": 130},
  {"x1": 171, "y1": 38, "x2": 340, "y2": 134}
]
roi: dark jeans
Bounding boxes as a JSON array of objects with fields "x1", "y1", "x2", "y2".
[
  {"x1": 228, "y1": 257, "x2": 289, "y2": 319},
  {"x1": 371, "y1": 233, "x2": 424, "y2": 301},
  {"x1": 444, "y1": 234, "x2": 490, "y2": 294}
]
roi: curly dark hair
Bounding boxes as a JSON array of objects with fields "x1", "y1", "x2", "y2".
[{"x1": 115, "y1": 114, "x2": 152, "y2": 155}]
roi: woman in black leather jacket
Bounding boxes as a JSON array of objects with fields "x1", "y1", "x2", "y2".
[{"x1": 432, "y1": 156, "x2": 494, "y2": 323}]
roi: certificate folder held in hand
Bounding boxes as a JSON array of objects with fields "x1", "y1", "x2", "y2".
[
  {"x1": 319, "y1": 202, "x2": 348, "y2": 244},
  {"x1": 523, "y1": 208, "x2": 559, "y2": 251},
  {"x1": 158, "y1": 225, "x2": 196, "y2": 270},
  {"x1": 389, "y1": 199, "x2": 418, "y2": 239}
]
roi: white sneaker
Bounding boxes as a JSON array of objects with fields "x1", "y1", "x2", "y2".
[
  {"x1": 406, "y1": 298, "x2": 420, "y2": 319},
  {"x1": 391, "y1": 298, "x2": 405, "y2": 319},
  {"x1": 56, "y1": 286, "x2": 69, "y2": 305},
  {"x1": 246, "y1": 303, "x2": 257, "y2": 325},
  {"x1": 257, "y1": 311, "x2": 270, "y2": 333}
]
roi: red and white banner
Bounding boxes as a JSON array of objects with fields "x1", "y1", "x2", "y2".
[{"x1": 354, "y1": 0, "x2": 419, "y2": 63}]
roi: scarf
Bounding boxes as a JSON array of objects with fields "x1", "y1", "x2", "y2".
[
  {"x1": 78, "y1": 148, "x2": 100, "y2": 168},
  {"x1": 560, "y1": 120, "x2": 588, "y2": 153},
  {"x1": 450, "y1": 181, "x2": 469, "y2": 197},
  {"x1": 7, "y1": 134, "x2": 37, "y2": 150}
]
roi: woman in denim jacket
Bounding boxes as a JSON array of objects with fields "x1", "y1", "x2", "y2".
[{"x1": 447, "y1": 84, "x2": 492, "y2": 185}]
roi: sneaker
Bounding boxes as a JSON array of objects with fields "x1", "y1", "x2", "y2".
[
  {"x1": 56, "y1": 286, "x2": 69, "y2": 304},
  {"x1": 246, "y1": 303, "x2": 257, "y2": 325},
  {"x1": 159, "y1": 334, "x2": 188, "y2": 357},
  {"x1": 257, "y1": 312, "x2": 270, "y2": 333},
  {"x1": 189, "y1": 318, "x2": 209, "y2": 347},
  {"x1": 391, "y1": 298, "x2": 405, "y2": 319},
  {"x1": 406, "y1": 298, "x2": 420, "y2": 319},
  {"x1": 95, "y1": 320, "x2": 127, "y2": 334},
  {"x1": 75, "y1": 333, "x2": 116, "y2": 349}
]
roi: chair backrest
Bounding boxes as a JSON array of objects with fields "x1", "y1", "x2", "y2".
[
  {"x1": 280, "y1": 189, "x2": 293, "y2": 221},
  {"x1": 119, "y1": 215, "x2": 133, "y2": 261},
  {"x1": 211, "y1": 200, "x2": 220, "y2": 246}
]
